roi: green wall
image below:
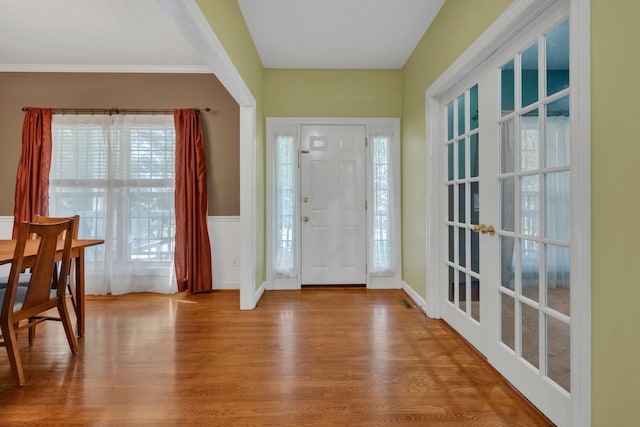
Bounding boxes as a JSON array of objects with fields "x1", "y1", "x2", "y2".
[
  {"x1": 401, "y1": 0, "x2": 512, "y2": 299},
  {"x1": 264, "y1": 69, "x2": 402, "y2": 117},
  {"x1": 195, "y1": 0, "x2": 266, "y2": 289},
  {"x1": 591, "y1": 0, "x2": 640, "y2": 425}
]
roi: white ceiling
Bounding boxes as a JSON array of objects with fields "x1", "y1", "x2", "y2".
[
  {"x1": 0, "y1": 0, "x2": 444, "y2": 71},
  {"x1": 237, "y1": 0, "x2": 445, "y2": 69}
]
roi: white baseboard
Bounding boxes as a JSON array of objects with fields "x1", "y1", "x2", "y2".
[
  {"x1": 402, "y1": 280, "x2": 434, "y2": 318},
  {"x1": 255, "y1": 281, "x2": 267, "y2": 306}
]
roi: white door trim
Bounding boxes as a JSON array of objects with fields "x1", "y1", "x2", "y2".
[
  {"x1": 266, "y1": 117, "x2": 401, "y2": 291},
  {"x1": 424, "y1": 0, "x2": 590, "y2": 425},
  {"x1": 158, "y1": 0, "x2": 259, "y2": 309}
]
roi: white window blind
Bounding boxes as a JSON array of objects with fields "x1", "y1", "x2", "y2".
[{"x1": 50, "y1": 114, "x2": 177, "y2": 295}]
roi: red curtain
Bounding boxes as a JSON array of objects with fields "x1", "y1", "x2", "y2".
[
  {"x1": 12, "y1": 108, "x2": 52, "y2": 238},
  {"x1": 173, "y1": 109, "x2": 213, "y2": 293}
]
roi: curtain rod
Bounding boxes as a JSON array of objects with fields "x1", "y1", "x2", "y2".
[{"x1": 21, "y1": 106, "x2": 213, "y2": 115}]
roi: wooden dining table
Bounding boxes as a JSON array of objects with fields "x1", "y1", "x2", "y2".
[{"x1": 0, "y1": 238, "x2": 104, "y2": 338}]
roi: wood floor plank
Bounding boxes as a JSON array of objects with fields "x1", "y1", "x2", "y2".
[{"x1": 0, "y1": 289, "x2": 552, "y2": 426}]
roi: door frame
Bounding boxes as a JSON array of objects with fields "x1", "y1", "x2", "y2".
[
  {"x1": 424, "y1": 0, "x2": 590, "y2": 425},
  {"x1": 266, "y1": 117, "x2": 401, "y2": 291}
]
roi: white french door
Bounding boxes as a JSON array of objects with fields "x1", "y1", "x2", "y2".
[
  {"x1": 300, "y1": 125, "x2": 367, "y2": 285},
  {"x1": 484, "y1": 16, "x2": 572, "y2": 425},
  {"x1": 436, "y1": 7, "x2": 577, "y2": 426},
  {"x1": 440, "y1": 79, "x2": 489, "y2": 354}
]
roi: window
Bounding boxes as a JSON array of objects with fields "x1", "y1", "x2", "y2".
[
  {"x1": 273, "y1": 133, "x2": 296, "y2": 276},
  {"x1": 370, "y1": 133, "x2": 394, "y2": 274},
  {"x1": 50, "y1": 114, "x2": 177, "y2": 294}
]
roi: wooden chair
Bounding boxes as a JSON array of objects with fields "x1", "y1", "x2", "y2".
[
  {"x1": 0, "y1": 219, "x2": 77, "y2": 386},
  {"x1": 32, "y1": 215, "x2": 80, "y2": 312},
  {"x1": 0, "y1": 215, "x2": 79, "y2": 294}
]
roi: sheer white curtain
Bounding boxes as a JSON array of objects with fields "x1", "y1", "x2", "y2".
[
  {"x1": 518, "y1": 114, "x2": 570, "y2": 280},
  {"x1": 273, "y1": 134, "x2": 296, "y2": 276},
  {"x1": 50, "y1": 114, "x2": 178, "y2": 295},
  {"x1": 369, "y1": 133, "x2": 394, "y2": 275}
]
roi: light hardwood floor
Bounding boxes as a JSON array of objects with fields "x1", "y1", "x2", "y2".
[{"x1": 0, "y1": 289, "x2": 552, "y2": 426}]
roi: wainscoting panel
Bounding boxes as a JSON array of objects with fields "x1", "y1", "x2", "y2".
[
  {"x1": 208, "y1": 216, "x2": 240, "y2": 289},
  {"x1": 0, "y1": 216, "x2": 12, "y2": 276}
]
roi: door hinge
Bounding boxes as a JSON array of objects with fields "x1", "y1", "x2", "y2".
[
  {"x1": 365, "y1": 200, "x2": 368, "y2": 210},
  {"x1": 365, "y1": 137, "x2": 368, "y2": 148}
]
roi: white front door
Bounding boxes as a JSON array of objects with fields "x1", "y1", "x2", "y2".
[
  {"x1": 438, "y1": 15, "x2": 574, "y2": 426},
  {"x1": 300, "y1": 125, "x2": 367, "y2": 285}
]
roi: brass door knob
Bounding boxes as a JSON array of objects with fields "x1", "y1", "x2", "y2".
[
  {"x1": 473, "y1": 224, "x2": 495, "y2": 236},
  {"x1": 303, "y1": 216, "x2": 309, "y2": 223}
]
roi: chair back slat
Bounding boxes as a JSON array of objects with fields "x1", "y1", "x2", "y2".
[
  {"x1": 9, "y1": 221, "x2": 74, "y2": 312},
  {"x1": 32, "y1": 215, "x2": 79, "y2": 239}
]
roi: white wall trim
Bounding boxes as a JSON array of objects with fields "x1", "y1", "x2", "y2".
[
  {"x1": 570, "y1": 0, "x2": 591, "y2": 425},
  {"x1": 159, "y1": 0, "x2": 259, "y2": 310}
]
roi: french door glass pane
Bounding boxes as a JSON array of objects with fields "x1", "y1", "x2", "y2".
[
  {"x1": 501, "y1": 59, "x2": 515, "y2": 116},
  {"x1": 470, "y1": 84, "x2": 479, "y2": 130},
  {"x1": 447, "y1": 143, "x2": 454, "y2": 180},
  {"x1": 448, "y1": 226, "x2": 455, "y2": 263},
  {"x1": 471, "y1": 227, "x2": 479, "y2": 274},
  {"x1": 521, "y1": 302, "x2": 540, "y2": 368},
  {"x1": 500, "y1": 236, "x2": 515, "y2": 289},
  {"x1": 458, "y1": 139, "x2": 466, "y2": 179},
  {"x1": 500, "y1": 178, "x2": 515, "y2": 232},
  {"x1": 471, "y1": 278, "x2": 480, "y2": 321},
  {"x1": 547, "y1": 315, "x2": 571, "y2": 392},
  {"x1": 459, "y1": 270, "x2": 467, "y2": 313},
  {"x1": 459, "y1": 227, "x2": 466, "y2": 267},
  {"x1": 546, "y1": 171, "x2": 570, "y2": 241},
  {"x1": 501, "y1": 293, "x2": 515, "y2": 350},
  {"x1": 521, "y1": 239, "x2": 540, "y2": 302},
  {"x1": 521, "y1": 41, "x2": 539, "y2": 107},
  {"x1": 470, "y1": 134, "x2": 479, "y2": 177},
  {"x1": 470, "y1": 182, "x2": 479, "y2": 225},
  {"x1": 520, "y1": 109, "x2": 540, "y2": 171},
  {"x1": 447, "y1": 102, "x2": 454, "y2": 140},
  {"x1": 547, "y1": 244, "x2": 570, "y2": 316},
  {"x1": 458, "y1": 183, "x2": 466, "y2": 223},
  {"x1": 500, "y1": 118, "x2": 516, "y2": 173},
  {"x1": 448, "y1": 185, "x2": 454, "y2": 221},
  {"x1": 545, "y1": 96, "x2": 570, "y2": 168},
  {"x1": 457, "y1": 94, "x2": 466, "y2": 136},
  {"x1": 449, "y1": 266, "x2": 455, "y2": 302},
  {"x1": 546, "y1": 20, "x2": 570, "y2": 97},
  {"x1": 521, "y1": 175, "x2": 540, "y2": 236}
]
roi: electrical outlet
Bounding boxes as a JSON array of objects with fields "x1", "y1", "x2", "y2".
[{"x1": 232, "y1": 257, "x2": 238, "y2": 267}]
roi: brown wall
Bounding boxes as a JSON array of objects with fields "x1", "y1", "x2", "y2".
[{"x1": 0, "y1": 72, "x2": 239, "y2": 216}]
